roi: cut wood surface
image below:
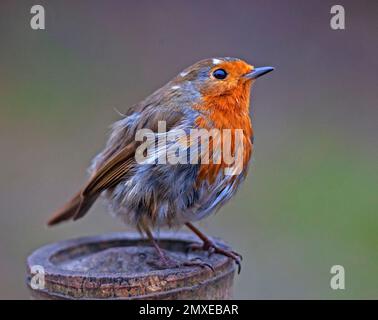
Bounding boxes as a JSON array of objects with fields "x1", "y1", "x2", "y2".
[{"x1": 26, "y1": 232, "x2": 236, "y2": 299}]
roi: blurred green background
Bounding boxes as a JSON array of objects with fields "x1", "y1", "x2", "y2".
[{"x1": 0, "y1": 0, "x2": 377, "y2": 299}]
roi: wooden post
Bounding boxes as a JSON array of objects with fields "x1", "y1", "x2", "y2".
[{"x1": 26, "y1": 232, "x2": 236, "y2": 299}]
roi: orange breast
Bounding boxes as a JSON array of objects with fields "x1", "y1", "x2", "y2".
[{"x1": 194, "y1": 83, "x2": 253, "y2": 185}]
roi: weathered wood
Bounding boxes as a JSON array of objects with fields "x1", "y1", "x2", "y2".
[{"x1": 26, "y1": 232, "x2": 236, "y2": 299}]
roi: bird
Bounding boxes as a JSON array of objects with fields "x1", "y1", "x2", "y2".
[{"x1": 47, "y1": 57, "x2": 274, "y2": 273}]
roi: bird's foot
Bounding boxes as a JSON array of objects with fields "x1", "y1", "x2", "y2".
[
  {"x1": 180, "y1": 258, "x2": 215, "y2": 273},
  {"x1": 187, "y1": 240, "x2": 242, "y2": 274},
  {"x1": 151, "y1": 252, "x2": 214, "y2": 272},
  {"x1": 143, "y1": 227, "x2": 214, "y2": 273}
]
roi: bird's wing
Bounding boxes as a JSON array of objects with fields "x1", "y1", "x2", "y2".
[
  {"x1": 48, "y1": 142, "x2": 137, "y2": 225},
  {"x1": 73, "y1": 142, "x2": 137, "y2": 220},
  {"x1": 83, "y1": 106, "x2": 188, "y2": 197},
  {"x1": 48, "y1": 102, "x2": 188, "y2": 225},
  {"x1": 82, "y1": 142, "x2": 137, "y2": 198}
]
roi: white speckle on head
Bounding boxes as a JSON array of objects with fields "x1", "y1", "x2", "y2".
[
  {"x1": 171, "y1": 85, "x2": 180, "y2": 90},
  {"x1": 212, "y1": 58, "x2": 222, "y2": 65},
  {"x1": 180, "y1": 70, "x2": 189, "y2": 77}
]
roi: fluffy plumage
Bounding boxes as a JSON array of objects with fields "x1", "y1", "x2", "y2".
[{"x1": 48, "y1": 57, "x2": 266, "y2": 233}]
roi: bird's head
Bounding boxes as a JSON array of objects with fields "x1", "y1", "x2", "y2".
[{"x1": 173, "y1": 57, "x2": 274, "y2": 98}]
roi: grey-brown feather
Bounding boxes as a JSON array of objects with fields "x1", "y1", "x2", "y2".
[{"x1": 49, "y1": 57, "x2": 250, "y2": 229}]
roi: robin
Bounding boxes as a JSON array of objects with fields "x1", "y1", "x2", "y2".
[{"x1": 48, "y1": 57, "x2": 274, "y2": 273}]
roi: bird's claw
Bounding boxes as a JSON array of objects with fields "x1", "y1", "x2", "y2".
[
  {"x1": 186, "y1": 258, "x2": 215, "y2": 273},
  {"x1": 187, "y1": 240, "x2": 243, "y2": 274},
  {"x1": 153, "y1": 252, "x2": 215, "y2": 273}
]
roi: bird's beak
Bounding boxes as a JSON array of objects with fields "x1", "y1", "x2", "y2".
[{"x1": 243, "y1": 66, "x2": 274, "y2": 80}]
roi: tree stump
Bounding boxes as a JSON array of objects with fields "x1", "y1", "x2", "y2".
[{"x1": 26, "y1": 232, "x2": 236, "y2": 299}]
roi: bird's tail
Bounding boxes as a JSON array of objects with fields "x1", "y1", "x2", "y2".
[{"x1": 47, "y1": 190, "x2": 98, "y2": 226}]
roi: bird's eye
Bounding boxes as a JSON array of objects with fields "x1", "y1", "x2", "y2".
[{"x1": 212, "y1": 69, "x2": 227, "y2": 80}]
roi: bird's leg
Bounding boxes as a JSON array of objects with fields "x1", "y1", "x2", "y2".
[
  {"x1": 144, "y1": 226, "x2": 214, "y2": 272},
  {"x1": 185, "y1": 222, "x2": 242, "y2": 274},
  {"x1": 144, "y1": 227, "x2": 170, "y2": 264}
]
